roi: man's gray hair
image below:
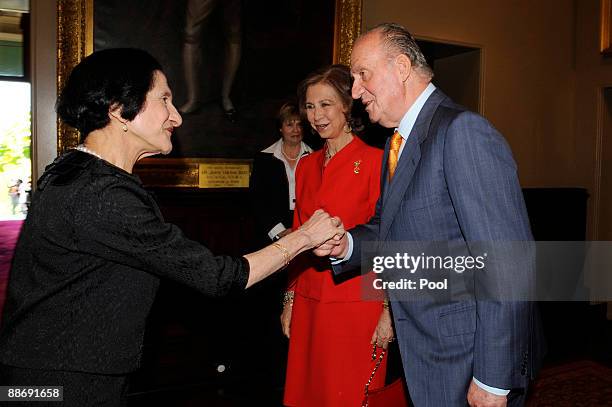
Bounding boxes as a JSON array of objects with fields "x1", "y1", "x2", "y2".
[{"x1": 367, "y1": 23, "x2": 434, "y2": 79}]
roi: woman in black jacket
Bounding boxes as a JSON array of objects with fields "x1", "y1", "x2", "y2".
[{"x1": 0, "y1": 48, "x2": 343, "y2": 406}]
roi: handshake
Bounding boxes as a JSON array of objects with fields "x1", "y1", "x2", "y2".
[{"x1": 299, "y1": 209, "x2": 349, "y2": 258}]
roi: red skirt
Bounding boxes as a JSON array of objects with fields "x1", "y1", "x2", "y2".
[{"x1": 284, "y1": 294, "x2": 387, "y2": 407}]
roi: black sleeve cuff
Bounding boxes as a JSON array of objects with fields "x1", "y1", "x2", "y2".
[{"x1": 237, "y1": 256, "x2": 250, "y2": 290}]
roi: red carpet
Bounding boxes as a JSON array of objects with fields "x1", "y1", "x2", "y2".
[
  {"x1": 527, "y1": 360, "x2": 612, "y2": 406},
  {"x1": 0, "y1": 220, "x2": 23, "y2": 323}
]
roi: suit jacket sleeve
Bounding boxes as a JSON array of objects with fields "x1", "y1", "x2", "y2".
[{"x1": 444, "y1": 111, "x2": 534, "y2": 389}]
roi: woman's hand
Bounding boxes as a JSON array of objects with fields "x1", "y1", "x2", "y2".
[
  {"x1": 278, "y1": 228, "x2": 293, "y2": 238},
  {"x1": 280, "y1": 302, "x2": 293, "y2": 338},
  {"x1": 371, "y1": 307, "x2": 394, "y2": 349},
  {"x1": 245, "y1": 211, "x2": 343, "y2": 289},
  {"x1": 313, "y1": 233, "x2": 348, "y2": 258},
  {"x1": 299, "y1": 209, "x2": 345, "y2": 249}
]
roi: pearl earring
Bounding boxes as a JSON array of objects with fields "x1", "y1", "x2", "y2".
[{"x1": 122, "y1": 123, "x2": 128, "y2": 132}]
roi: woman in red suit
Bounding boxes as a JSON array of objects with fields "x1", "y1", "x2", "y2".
[{"x1": 281, "y1": 64, "x2": 394, "y2": 406}]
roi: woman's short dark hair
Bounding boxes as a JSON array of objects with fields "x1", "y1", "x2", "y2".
[
  {"x1": 296, "y1": 64, "x2": 363, "y2": 133},
  {"x1": 275, "y1": 101, "x2": 301, "y2": 130},
  {"x1": 56, "y1": 48, "x2": 163, "y2": 139}
]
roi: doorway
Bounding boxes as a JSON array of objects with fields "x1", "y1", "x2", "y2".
[
  {"x1": 0, "y1": 1, "x2": 30, "y2": 220},
  {"x1": 597, "y1": 87, "x2": 612, "y2": 320},
  {"x1": 0, "y1": 0, "x2": 30, "y2": 321},
  {"x1": 417, "y1": 39, "x2": 482, "y2": 114},
  {"x1": 598, "y1": 87, "x2": 612, "y2": 241}
]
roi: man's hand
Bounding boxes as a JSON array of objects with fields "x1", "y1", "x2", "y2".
[
  {"x1": 313, "y1": 232, "x2": 348, "y2": 258},
  {"x1": 467, "y1": 380, "x2": 507, "y2": 407}
]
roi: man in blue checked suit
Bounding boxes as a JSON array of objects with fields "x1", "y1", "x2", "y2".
[{"x1": 315, "y1": 23, "x2": 542, "y2": 406}]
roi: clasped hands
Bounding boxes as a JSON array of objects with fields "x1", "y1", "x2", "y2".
[
  {"x1": 298, "y1": 209, "x2": 346, "y2": 250},
  {"x1": 298, "y1": 209, "x2": 349, "y2": 256}
]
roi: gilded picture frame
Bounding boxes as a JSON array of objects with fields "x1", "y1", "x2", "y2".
[
  {"x1": 601, "y1": 0, "x2": 612, "y2": 56},
  {"x1": 56, "y1": 0, "x2": 362, "y2": 187}
]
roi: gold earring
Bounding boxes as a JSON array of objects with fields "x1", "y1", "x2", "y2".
[
  {"x1": 122, "y1": 123, "x2": 128, "y2": 132},
  {"x1": 344, "y1": 123, "x2": 352, "y2": 134}
]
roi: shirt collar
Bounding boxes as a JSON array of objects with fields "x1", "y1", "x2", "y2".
[
  {"x1": 261, "y1": 138, "x2": 313, "y2": 161},
  {"x1": 396, "y1": 82, "x2": 436, "y2": 140}
]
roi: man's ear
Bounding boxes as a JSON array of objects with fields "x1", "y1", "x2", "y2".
[{"x1": 395, "y1": 54, "x2": 412, "y2": 83}]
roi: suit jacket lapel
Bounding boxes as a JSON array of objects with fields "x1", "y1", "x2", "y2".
[
  {"x1": 380, "y1": 89, "x2": 447, "y2": 240},
  {"x1": 380, "y1": 137, "x2": 421, "y2": 240},
  {"x1": 380, "y1": 136, "x2": 391, "y2": 194}
]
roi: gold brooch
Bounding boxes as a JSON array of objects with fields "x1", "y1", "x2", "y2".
[{"x1": 353, "y1": 160, "x2": 362, "y2": 174}]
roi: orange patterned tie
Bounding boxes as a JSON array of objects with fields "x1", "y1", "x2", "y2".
[{"x1": 388, "y1": 131, "x2": 403, "y2": 181}]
